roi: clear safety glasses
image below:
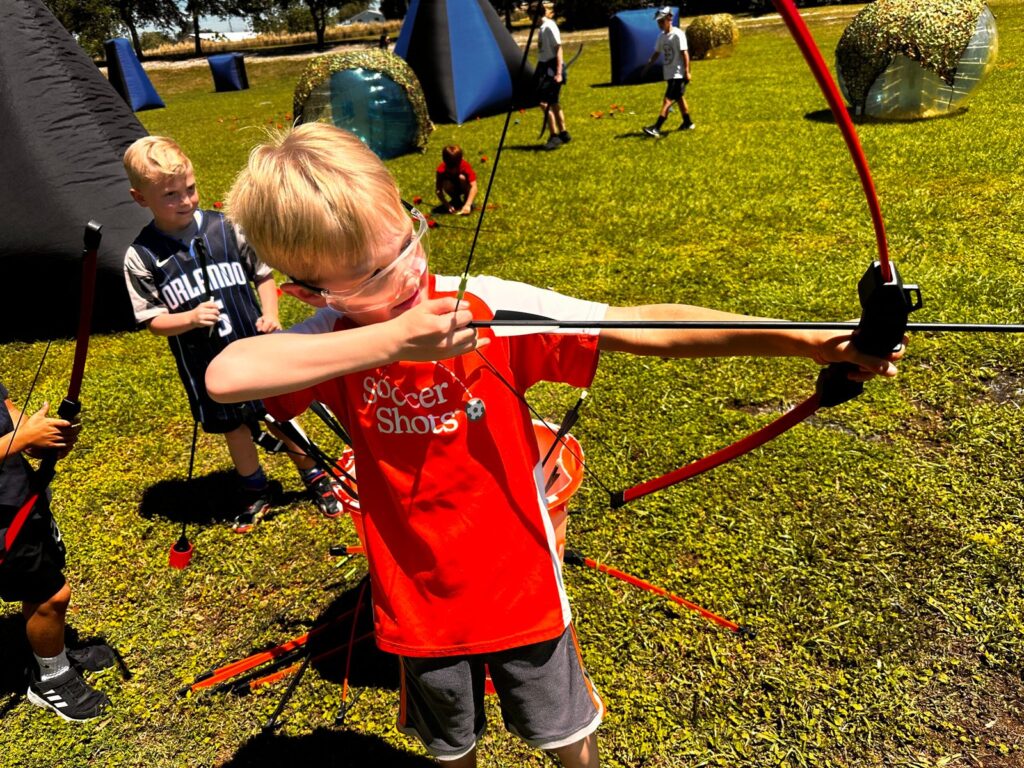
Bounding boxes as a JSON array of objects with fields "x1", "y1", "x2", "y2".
[{"x1": 291, "y1": 201, "x2": 429, "y2": 315}]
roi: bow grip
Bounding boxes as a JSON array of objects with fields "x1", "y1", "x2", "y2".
[
  {"x1": 56, "y1": 397, "x2": 82, "y2": 422},
  {"x1": 816, "y1": 261, "x2": 921, "y2": 408}
]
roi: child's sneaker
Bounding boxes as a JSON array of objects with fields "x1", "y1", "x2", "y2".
[
  {"x1": 559, "y1": 131, "x2": 572, "y2": 144},
  {"x1": 27, "y1": 667, "x2": 110, "y2": 723},
  {"x1": 305, "y1": 470, "x2": 344, "y2": 519},
  {"x1": 680, "y1": 120, "x2": 696, "y2": 130},
  {"x1": 543, "y1": 135, "x2": 563, "y2": 151},
  {"x1": 643, "y1": 125, "x2": 661, "y2": 138},
  {"x1": 68, "y1": 644, "x2": 116, "y2": 674},
  {"x1": 232, "y1": 482, "x2": 279, "y2": 534}
]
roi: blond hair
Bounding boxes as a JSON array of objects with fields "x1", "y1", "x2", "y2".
[
  {"x1": 227, "y1": 124, "x2": 405, "y2": 281},
  {"x1": 123, "y1": 135, "x2": 193, "y2": 189}
]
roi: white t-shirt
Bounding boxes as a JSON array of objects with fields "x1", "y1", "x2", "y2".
[
  {"x1": 537, "y1": 17, "x2": 561, "y2": 63},
  {"x1": 656, "y1": 27, "x2": 688, "y2": 80}
]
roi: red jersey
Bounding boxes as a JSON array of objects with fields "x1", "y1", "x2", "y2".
[
  {"x1": 435, "y1": 159, "x2": 476, "y2": 183},
  {"x1": 267, "y1": 275, "x2": 606, "y2": 657}
]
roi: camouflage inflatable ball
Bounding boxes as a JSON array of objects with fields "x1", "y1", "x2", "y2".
[
  {"x1": 835, "y1": 0, "x2": 997, "y2": 120},
  {"x1": 294, "y1": 49, "x2": 433, "y2": 159}
]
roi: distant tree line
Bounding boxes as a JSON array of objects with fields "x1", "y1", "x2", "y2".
[
  {"x1": 44, "y1": 0, "x2": 860, "y2": 61},
  {"x1": 42, "y1": 0, "x2": 391, "y2": 59},
  {"x1": 552, "y1": 0, "x2": 865, "y2": 30}
]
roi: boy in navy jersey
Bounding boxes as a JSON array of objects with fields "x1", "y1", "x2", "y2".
[
  {"x1": 122, "y1": 136, "x2": 344, "y2": 532},
  {"x1": 207, "y1": 124, "x2": 905, "y2": 767}
]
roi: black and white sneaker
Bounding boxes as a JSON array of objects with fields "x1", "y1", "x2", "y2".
[
  {"x1": 232, "y1": 482, "x2": 280, "y2": 534},
  {"x1": 680, "y1": 120, "x2": 696, "y2": 130},
  {"x1": 68, "y1": 644, "x2": 116, "y2": 674},
  {"x1": 305, "y1": 471, "x2": 344, "y2": 519},
  {"x1": 27, "y1": 667, "x2": 110, "y2": 723},
  {"x1": 643, "y1": 125, "x2": 662, "y2": 138}
]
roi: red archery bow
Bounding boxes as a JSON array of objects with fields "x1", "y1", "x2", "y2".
[
  {"x1": 0, "y1": 222, "x2": 101, "y2": 567},
  {"x1": 608, "y1": 0, "x2": 922, "y2": 508}
]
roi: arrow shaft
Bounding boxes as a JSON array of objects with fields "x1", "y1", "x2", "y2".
[{"x1": 471, "y1": 320, "x2": 1024, "y2": 333}]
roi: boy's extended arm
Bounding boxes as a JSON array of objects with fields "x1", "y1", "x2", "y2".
[
  {"x1": 597, "y1": 304, "x2": 902, "y2": 380},
  {"x1": 206, "y1": 297, "x2": 485, "y2": 403},
  {"x1": 254, "y1": 276, "x2": 282, "y2": 332}
]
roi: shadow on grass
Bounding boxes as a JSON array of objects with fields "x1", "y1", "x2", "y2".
[
  {"x1": 223, "y1": 727, "x2": 435, "y2": 767},
  {"x1": 190, "y1": 578, "x2": 398, "y2": 700},
  {"x1": 504, "y1": 144, "x2": 558, "y2": 152},
  {"x1": 804, "y1": 106, "x2": 969, "y2": 124},
  {"x1": 137, "y1": 471, "x2": 307, "y2": 526},
  {"x1": 0, "y1": 616, "x2": 130, "y2": 717},
  {"x1": 614, "y1": 130, "x2": 663, "y2": 140}
]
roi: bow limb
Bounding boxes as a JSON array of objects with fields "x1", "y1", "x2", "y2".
[
  {"x1": 610, "y1": 3, "x2": 923, "y2": 507},
  {"x1": 771, "y1": 0, "x2": 890, "y2": 280},
  {"x1": 769, "y1": 0, "x2": 920, "y2": 404},
  {"x1": 1, "y1": 222, "x2": 101, "y2": 565}
]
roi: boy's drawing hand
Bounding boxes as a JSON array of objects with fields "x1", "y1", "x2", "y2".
[
  {"x1": 391, "y1": 297, "x2": 489, "y2": 361},
  {"x1": 810, "y1": 330, "x2": 908, "y2": 382},
  {"x1": 457, "y1": 205, "x2": 471, "y2": 216},
  {"x1": 257, "y1": 314, "x2": 282, "y2": 333},
  {"x1": 191, "y1": 300, "x2": 221, "y2": 329},
  {"x1": 22, "y1": 401, "x2": 79, "y2": 458}
]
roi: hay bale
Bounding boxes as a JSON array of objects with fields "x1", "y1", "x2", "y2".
[{"x1": 685, "y1": 14, "x2": 739, "y2": 61}]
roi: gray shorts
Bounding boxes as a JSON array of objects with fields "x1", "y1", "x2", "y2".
[{"x1": 398, "y1": 624, "x2": 603, "y2": 760}]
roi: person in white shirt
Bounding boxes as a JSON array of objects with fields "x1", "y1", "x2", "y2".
[
  {"x1": 531, "y1": 2, "x2": 571, "y2": 150},
  {"x1": 642, "y1": 6, "x2": 695, "y2": 138}
]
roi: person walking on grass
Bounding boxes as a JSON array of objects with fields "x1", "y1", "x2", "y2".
[
  {"x1": 1, "y1": 383, "x2": 115, "y2": 722},
  {"x1": 122, "y1": 135, "x2": 347, "y2": 533},
  {"x1": 643, "y1": 6, "x2": 695, "y2": 138},
  {"x1": 206, "y1": 123, "x2": 904, "y2": 767},
  {"x1": 531, "y1": 1, "x2": 571, "y2": 151}
]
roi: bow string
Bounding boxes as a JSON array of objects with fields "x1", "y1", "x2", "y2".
[{"x1": 450, "y1": 4, "x2": 919, "y2": 510}]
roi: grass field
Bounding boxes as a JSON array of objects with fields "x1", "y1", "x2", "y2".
[{"x1": 1, "y1": 4, "x2": 1023, "y2": 766}]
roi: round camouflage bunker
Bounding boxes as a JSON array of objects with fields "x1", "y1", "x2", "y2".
[
  {"x1": 835, "y1": 0, "x2": 997, "y2": 119},
  {"x1": 294, "y1": 49, "x2": 433, "y2": 160}
]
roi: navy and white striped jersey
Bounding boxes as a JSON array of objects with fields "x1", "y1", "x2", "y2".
[{"x1": 124, "y1": 210, "x2": 269, "y2": 425}]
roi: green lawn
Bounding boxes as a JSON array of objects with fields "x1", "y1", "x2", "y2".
[{"x1": 1, "y1": 4, "x2": 1023, "y2": 766}]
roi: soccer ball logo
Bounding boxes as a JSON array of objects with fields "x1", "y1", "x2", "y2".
[{"x1": 465, "y1": 398, "x2": 486, "y2": 422}]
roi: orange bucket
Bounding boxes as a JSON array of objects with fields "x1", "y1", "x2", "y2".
[{"x1": 532, "y1": 419, "x2": 585, "y2": 562}]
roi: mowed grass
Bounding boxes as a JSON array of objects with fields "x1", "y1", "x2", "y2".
[{"x1": 1, "y1": 4, "x2": 1023, "y2": 766}]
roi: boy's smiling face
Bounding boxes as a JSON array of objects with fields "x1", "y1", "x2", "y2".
[{"x1": 131, "y1": 171, "x2": 199, "y2": 233}]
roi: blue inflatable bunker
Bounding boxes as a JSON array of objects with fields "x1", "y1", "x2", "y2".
[
  {"x1": 394, "y1": 0, "x2": 533, "y2": 124},
  {"x1": 208, "y1": 53, "x2": 249, "y2": 92},
  {"x1": 610, "y1": 7, "x2": 679, "y2": 85},
  {"x1": 104, "y1": 38, "x2": 164, "y2": 111}
]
